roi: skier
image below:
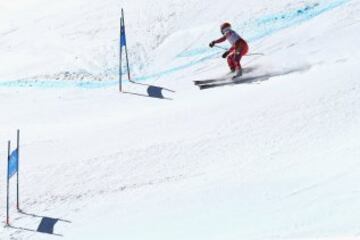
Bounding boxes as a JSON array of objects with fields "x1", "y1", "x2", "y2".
[{"x1": 209, "y1": 22, "x2": 249, "y2": 77}]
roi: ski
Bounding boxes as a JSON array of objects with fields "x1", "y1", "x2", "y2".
[
  {"x1": 193, "y1": 74, "x2": 236, "y2": 85},
  {"x1": 194, "y1": 78, "x2": 229, "y2": 85},
  {"x1": 194, "y1": 68, "x2": 256, "y2": 88},
  {"x1": 199, "y1": 76, "x2": 245, "y2": 90},
  {"x1": 194, "y1": 69, "x2": 252, "y2": 86}
]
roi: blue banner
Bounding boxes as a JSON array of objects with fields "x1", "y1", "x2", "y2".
[
  {"x1": 120, "y1": 20, "x2": 127, "y2": 47},
  {"x1": 8, "y1": 149, "x2": 18, "y2": 179}
]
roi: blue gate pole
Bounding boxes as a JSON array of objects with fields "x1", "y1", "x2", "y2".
[
  {"x1": 6, "y1": 141, "x2": 11, "y2": 226},
  {"x1": 16, "y1": 130, "x2": 20, "y2": 211},
  {"x1": 119, "y1": 16, "x2": 123, "y2": 92},
  {"x1": 122, "y1": 9, "x2": 132, "y2": 83}
]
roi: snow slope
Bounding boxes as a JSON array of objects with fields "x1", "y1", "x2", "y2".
[{"x1": 1, "y1": 0, "x2": 360, "y2": 239}]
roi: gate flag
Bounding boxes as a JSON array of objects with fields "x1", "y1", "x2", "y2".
[
  {"x1": 120, "y1": 18, "x2": 126, "y2": 47},
  {"x1": 8, "y1": 149, "x2": 18, "y2": 179}
]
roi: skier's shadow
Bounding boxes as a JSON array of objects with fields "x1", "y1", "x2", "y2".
[
  {"x1": 124, "y1": 81, "x2": 175, "y2": 100},
  {"x1": 8, "y1": 210, "x2": 71, "y2": 237}
]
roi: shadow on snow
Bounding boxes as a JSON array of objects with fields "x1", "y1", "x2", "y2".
[
  {"x1": 124, "y1": 81, "x2": 175, "y2": 100},
  {"x1": 8, "y1": 210, "x2": 71, "y2": 237}
]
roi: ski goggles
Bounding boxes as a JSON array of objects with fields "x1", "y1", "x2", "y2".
[{"x1": 221, "y1": 27, "x2": 231, "y2": 35}]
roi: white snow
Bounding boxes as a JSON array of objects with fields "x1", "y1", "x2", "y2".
[{"x1": 0, "y1": 0, "x2": 360, "y2": 239}]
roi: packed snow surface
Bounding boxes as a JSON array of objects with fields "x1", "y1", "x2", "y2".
[{"x1": 0, "y1": 0, "x2": 360, "y2": 239}]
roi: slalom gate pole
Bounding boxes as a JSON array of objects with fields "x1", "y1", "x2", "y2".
[
  {"x1": 122, "y1": 9, "x2": 132, "y2": 82},
  {"x1": 6, "y1": 141, "x2": 10, "y2": 226},
  {"x1": 16, "y1": 130, "x2": 20, "y2": 211},
  {"x1": 119, "y1": 16, "x2": 123, "y2": 92}
]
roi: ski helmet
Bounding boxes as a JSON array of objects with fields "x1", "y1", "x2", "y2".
[{"x1": 220, "y1": 22, "x2": 231, "y2": 34}]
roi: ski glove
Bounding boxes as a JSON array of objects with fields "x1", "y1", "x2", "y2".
[
  {"x1": 209, "y1": 41, "x2": 215, "y2": 48},
  {"x1": 222, "y1": 51, "x2": 230, "y2": 58}
]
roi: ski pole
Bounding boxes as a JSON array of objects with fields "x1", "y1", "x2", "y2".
[
  {"x1": 214, "y1": 45, "x2": 264, "y2": 56},
  {"x1": 214, "y1": 45, "x2": 228, "y2": 50},
  {"x1": 247, "y1": 53, "x2": 265, "y2": 56}
]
